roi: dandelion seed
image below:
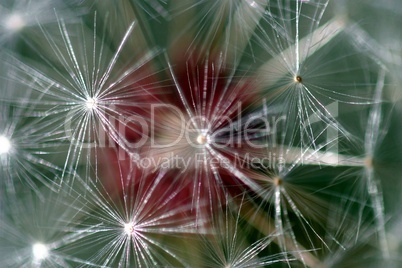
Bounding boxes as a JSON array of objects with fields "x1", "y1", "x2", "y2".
[
  {"x1": 240, "y1": 131, "x2": 354, "y2": 265},
  {"x1": 143, "y1": 53, "x2": 263, "y2": 219},
  {"x1": 0, "y1": 67, "x2": 66, "y2": 193},
  {"x1": 347, "y1": 68, "x2": 390, "y2": 258},
  {"x1": 332, "y1": 0, "x2": 402, "y2": 67},
  {"x1": 69, "y1": 168, "x2": 203, "y2": 267},
  {"x1": 169, "y1": 0, "x2": 268, "y2": 64},
  {"x1": 196, "y1": 196, "x2": 294, "y2": 267},
  {"x1": 327, "y1": 68, "x2": 393, "y2": 260},
  {"x1": 0, "y1": 186, "x2": 92, "y2": 267},
  {"x1": 253, "y1": 1, "x2": 384, "y2": 150},
  {"x1": 319, "y1": 198, "x2": 388, "y2": 268},
  {"x1": 0, "y1": 0, "x2": 79, "y2": 45},
  {"x1": 7, "y1": 13, "x2": 161, "y2": 185}
]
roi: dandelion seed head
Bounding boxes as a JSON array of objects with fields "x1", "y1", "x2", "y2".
[
  {"x1": 0, "y1": 135, "x2": 11, "y2": 155},
  {"x1": 32, "y1": 243, "x2": 49, "y2": 261},
  {"x1": 4, "y1": 13, "x2": 25, "y2": 32}
]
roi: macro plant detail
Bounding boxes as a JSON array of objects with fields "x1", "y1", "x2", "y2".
[{"x1": 1, "y1": 0, "x2": 402, "y2": 268}]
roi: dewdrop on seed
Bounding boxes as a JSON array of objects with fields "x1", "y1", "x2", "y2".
[{"x1": 0, "y1": 136, "x2": 11, "y2": 155}]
